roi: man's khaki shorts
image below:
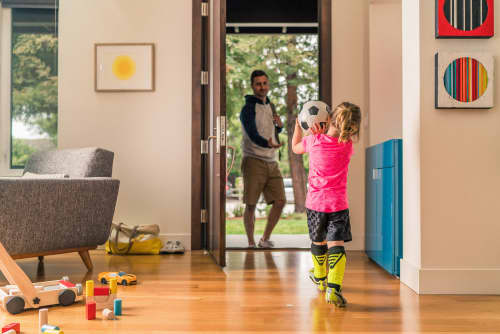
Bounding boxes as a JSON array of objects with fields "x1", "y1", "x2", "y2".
[{"x1": 241, "y1": 156, "x2": 286, "y2": 205}]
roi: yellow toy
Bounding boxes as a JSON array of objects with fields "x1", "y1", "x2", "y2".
[{"x1": 98, "y1": 272, "x2": 137, "y2": 286}]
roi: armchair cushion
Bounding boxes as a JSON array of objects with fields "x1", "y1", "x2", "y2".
[{"x1": 23, "y1": 147, "x2": 114, "y2": 178}]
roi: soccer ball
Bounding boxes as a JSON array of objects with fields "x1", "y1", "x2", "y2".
[{"x1": 298, "y1": 101, "x2": 331, "y2": 133}]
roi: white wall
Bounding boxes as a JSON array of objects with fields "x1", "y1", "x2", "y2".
[
  {"x1": 58, "y1": 0, "x2": 192, "y2": 249},
  {"x1": 402, "y1": 0, "x2": 500, "y2": 294},
  {"x1": 368, "y1": 0, "x2": 402, "y2": 146},
  {"x1": 332, "y1": 0, "x2": 369, "y2": 250},
  {"x1": 57, "y1": 0, "x2": 369, "y2": 252}
]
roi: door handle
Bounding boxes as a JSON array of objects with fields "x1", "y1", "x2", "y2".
[{"x1": 206, "y1": 116, "x2": 226, "y2": 154}]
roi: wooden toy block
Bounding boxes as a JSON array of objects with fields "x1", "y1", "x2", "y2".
[
  {"x1": 113, "y1": 298, "x2": 122, "y2": 316},
  {"x1": 86, "y1": 301, "x2": 96, "y2": 320},
  {"x1": 41, "y1": 324, "x2": 60, "y2": 333},
  {"x1": 109, "y1": 278, "x2": 117, "y2": 294},
  {"x1": 94, "y1": 287, "x2": 109, "y2": 296},
  {"x1": 39, "y1": 308, "x2": 48, "y2": 332},
  {"x1": 2, "y1": 323, "x2": 19, "y2": 333},
  {"x1": 102, "y1": 308, "x2": 114, "y2": 320},
  {"x1": 85, "y1": 281, "x2": 94, "y2": 297}
]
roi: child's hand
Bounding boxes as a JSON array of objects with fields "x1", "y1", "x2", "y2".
[{"x1": 310, "y1": 122, "x2": 326, "y2": 135}]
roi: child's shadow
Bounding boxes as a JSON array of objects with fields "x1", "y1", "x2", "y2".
[{"x1": 345, "y1": 303, "x2": 399, "y2": 313}]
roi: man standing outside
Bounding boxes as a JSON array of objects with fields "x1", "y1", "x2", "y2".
[{"x1": 240, "y1": 70, "x2": 286, "y2": 248}]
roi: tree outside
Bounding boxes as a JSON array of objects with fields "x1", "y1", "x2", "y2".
[
  {"x1": 226, "y1": 34, "x2": 318, "y2": 215},
  {"x1": 11, "y1": 21, "x2": 58, "y2": 167}
]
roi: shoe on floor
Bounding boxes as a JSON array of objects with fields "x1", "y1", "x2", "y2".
[
  {"x1": 248, "y1": 244, "x2": 257, "y2": 249},
  {"x1": 258, "y1": 238, "x2": 275, "y2": 248},
  {"x1": 326, "y1": 287, "x2": 347, "y2": 307},
  {"x1": 308, "y1": 269, "x2": 326, "y2": 291},
  {"x1": 160, "y1": 240, "x2": 185, "y2": 254}
]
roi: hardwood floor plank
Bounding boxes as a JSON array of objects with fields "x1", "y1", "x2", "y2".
[{"x1": 0, "y1": 250, "x2": 496, "y2": 333}]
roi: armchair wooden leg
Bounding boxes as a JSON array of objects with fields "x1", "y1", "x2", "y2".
[{"x1": 78, "y1": 250, "x2": 93, "y2": 271}]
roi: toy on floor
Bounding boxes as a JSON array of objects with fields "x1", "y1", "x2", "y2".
[
  {"x1": 102, "y1": 308, "x2": 114, "y2": 320},
  {"x1": 98, "y1": 271, "x2": 136, "y2": 285},
  {"x1": 41, "y1": 324, "x2": 60, "y2": 332},
  {"x1": 1, "y1": 323, "x2": 19, "y2": 333},
  {"x1": 0, "y1": 242, "x2": 83, "y2": 314},
  {"x1": 85, "y1": 277, "x2": 122, "y2": 319}
]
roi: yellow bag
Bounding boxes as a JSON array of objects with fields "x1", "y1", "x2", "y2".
[{"x1": 105, "y1": 222, "x2": 163, "y2": 255}]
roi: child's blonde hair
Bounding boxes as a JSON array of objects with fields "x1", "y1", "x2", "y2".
[{"x1": 331, "y1": 102, "x2": 361, "y2": 143}]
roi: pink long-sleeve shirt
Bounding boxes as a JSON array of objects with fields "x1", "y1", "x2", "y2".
[{"x1": 302, "y1": 134, "x2": 353, "y2": 213}]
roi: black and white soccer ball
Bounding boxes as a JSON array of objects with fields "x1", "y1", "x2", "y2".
[{"x1": 298, "y1": 101, "x2": 332, "y2": 134}]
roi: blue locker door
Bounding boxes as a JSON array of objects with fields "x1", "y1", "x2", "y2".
[
  {"x1": 365, "y1": 167, "x2": 378, "y2": 259},
  {"x1": 379, "y1": 167, "x2": 395, "y2": 274}
]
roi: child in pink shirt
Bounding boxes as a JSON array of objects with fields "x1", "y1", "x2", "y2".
[{"x1": 292, "y1": 101, "x2": 361, "y2": 307}]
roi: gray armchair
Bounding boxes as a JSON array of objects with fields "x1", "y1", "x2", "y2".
[{"x1": 0, "y1": 147, "x2": 120, "y2": 271}]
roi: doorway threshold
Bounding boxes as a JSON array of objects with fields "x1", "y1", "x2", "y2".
[{"x1": 226, "y1": 234, "x2": 310, "y2": 249}]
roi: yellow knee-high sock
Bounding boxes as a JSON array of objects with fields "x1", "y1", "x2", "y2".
[
  {"x1": 311, "y1": 243, "x2": 328, "y2": 280},
  {"x1": 327, "y1": 246, "x2": 346, "y2": 292}
]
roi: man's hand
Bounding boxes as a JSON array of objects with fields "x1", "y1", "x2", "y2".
[
  {"x1": 267, "y1": 137, "x2": 282, "y2": 148},
  {"x1": 273, "y1": 114, "x2": 283, "y2": 128}
]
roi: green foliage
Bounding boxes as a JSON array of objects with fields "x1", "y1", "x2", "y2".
[
  {"x1": 11, "y1": 138, "x2": 36, "y2": 167},
  {"x1": 226, "y1": 34, "x2": 318, "y2": 179},
  {"x1": 12, "y1": 33, "x2": 58, "y2": 141},
  {"x1": 226, "y1": 213, "x2": 308, "y2": 235},
  {"x1": 232, "y1": 204, "x2": 245, "y2": 217}
]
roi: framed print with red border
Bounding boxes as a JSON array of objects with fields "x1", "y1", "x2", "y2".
[{"x1": 436, "y1": 0, "x2": 494, "y2": 38}]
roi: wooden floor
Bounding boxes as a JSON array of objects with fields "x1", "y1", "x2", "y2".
[{"x1": 0, "y1": 250, "x2": 499, "y2": 333}]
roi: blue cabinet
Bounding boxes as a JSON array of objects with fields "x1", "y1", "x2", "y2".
[{"x1": 365, "y1": 139, "x2": 402, "y2": 276}]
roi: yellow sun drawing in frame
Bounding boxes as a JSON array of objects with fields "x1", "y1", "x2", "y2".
[{"x1": 112, "y1": 55, "x2": 136, "y2": 80}]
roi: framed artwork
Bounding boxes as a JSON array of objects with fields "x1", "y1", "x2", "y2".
[
  {"x1": 435, "y1": 52, "x2": 494, "y2": 109},
  {"x1": 436, "y1": 0, "x2": 494, "y2": 38},
  {"x1": 95, "y1": 43, "x2": 155, "y2": 92}
]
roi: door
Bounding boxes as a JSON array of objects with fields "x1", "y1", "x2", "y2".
[{"x1": 204, "y1": 0, "x2": 226, "y2": 266}]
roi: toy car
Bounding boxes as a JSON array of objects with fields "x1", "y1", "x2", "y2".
[
  {"x1": 0, "y1": 277, "x2": 83, "y2": 314},
  {"x1": 98, "y1": 272, "x2": 137, "y2": 286}
]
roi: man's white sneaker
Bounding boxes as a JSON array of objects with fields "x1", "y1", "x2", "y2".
[{"x1": 258, "y1": 238, "x2": 275, "y2": 248}]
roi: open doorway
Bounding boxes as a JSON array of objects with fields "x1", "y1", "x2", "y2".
[
  {"x1": 224, "y1": 0, "x2": 324, "y2": 249},
  {"x1": 190, "y1": 0, "x2": 331, "y2": 258}
]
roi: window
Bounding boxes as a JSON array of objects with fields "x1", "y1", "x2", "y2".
[{"x1": 9, "y1": 8, "x2": 58, "y2": 169}]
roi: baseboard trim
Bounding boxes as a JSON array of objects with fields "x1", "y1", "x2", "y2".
[
  {"x1": 400, "y1": 259, "x2": 500, "y2": 294},
  {"x1": 419, "y1": 267, "x2": 500, "y2": 294},
  {"x1": 400, "y1": 258, "x2": 420, "y2": 293}
]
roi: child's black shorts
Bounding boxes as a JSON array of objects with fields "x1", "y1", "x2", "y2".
[{"x1": 306, "y1": 208, "x2": 352, "y2": 242}]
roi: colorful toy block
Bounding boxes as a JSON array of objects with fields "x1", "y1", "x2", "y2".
[
  {"x1": 94, "y1": 287, "x2": 109, "y2": 296},
  {"x1": 86, "y1": 301, "x2": 96, "y2": 320},
  {"x1": 42, "y1": 330, "x2": 64, "y2": 334},
  {"x1": 109, "y1": 278, "x2": 117, "y2": 294},
  {"x1": 102, "y1": 308, "x2": 114, "y2": 320},
  {"x1": 39, "y1": 308, "x2": 48, "y2": 332},
  {"x1": 114, "y1": 298, "x2": 122, "y2": 316},
  {"x1": 1, "y1": 323, "x2": 19, "y2": 334},
  {"x1": 41, "y1": 325, "x2": 60, "y2": 333}
]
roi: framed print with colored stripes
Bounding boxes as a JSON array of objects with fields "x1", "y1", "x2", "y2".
[
  {"x1": 435, "y1": 52, "x2": 494, "y2": 109},
  {"x1": 436, "y1": 0, "x2": 494, "y2": 38}
]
